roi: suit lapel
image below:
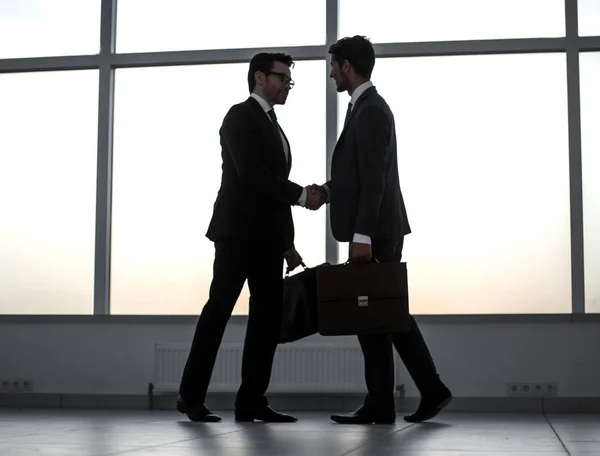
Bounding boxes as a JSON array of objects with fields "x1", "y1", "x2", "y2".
[
  {"x1": 245, "y1": 97, "x2": 288, "y2": 172},
  {"x1": 333, "y1": 87, "x2": 377, "y2": 168},
  {"x1": 339, "y1": 86, "x2": 377, "y2": 138}
]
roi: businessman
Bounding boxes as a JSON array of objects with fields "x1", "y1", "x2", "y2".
[
  {"x1": 177, "y1": 53, "x2": 322, "y2": 423},
  {"x1": 320, "y1": 36, "x2": 452, "y2": 424}
]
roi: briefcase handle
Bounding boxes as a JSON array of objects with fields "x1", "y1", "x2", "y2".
[
  {"x1": 285, "y1": 261, "x2": 307, "y2": 277},
  {"x1": 344, "y1": 257, "x2": 380, "y2": 265}
]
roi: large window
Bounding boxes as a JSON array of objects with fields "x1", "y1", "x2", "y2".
[
  {"x1": 110, "y1": 61, "x2": 326, "y2": 315},
  {"x1": 340, "y1": 0, "x2": 565, "y2": 43},
  {"x1": 339, "y1": 54, "x2": 571, "y2": 314},
  {"x1": 0, "y1": 0, "x2": 101, "y2": 59},
  {"x1": 581, "y1": 52, "x2": 600, "y2": 314},
  {"x1": 0, "y1": 70, "x2": 99, "y2": 314},
  {"x1": 116, "y1": 0, "x2": 326, "y2": 53},
  {"x1": 1, "y1": 2, "x2": 598, "y2": 317}
]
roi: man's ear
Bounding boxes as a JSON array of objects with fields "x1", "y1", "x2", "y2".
[{"x1": 254, "y1": 70, "x2": 265, "y2": 86}]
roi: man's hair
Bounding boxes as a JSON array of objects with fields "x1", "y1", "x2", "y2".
[
  {"x1": 328, "y1": 35, "x2": 375, "y2": 79},
  {"x1": 248, "y1": 53, "x2": 294, "y2": 93}
]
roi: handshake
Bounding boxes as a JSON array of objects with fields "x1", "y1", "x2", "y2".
[{"x1": 304, "y1": 184, "x2": 328, "y2": 211}]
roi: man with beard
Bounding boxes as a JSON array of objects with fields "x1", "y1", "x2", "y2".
[{"x1": 320, "y1": 36, "x2": 453, "y2": 424}]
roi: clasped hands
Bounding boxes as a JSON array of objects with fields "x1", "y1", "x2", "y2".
[{"x1": 304, "y1": 184, "x2": 328, "y2": 211}]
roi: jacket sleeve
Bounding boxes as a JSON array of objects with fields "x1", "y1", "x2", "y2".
[
  {"x1": 322, "y1": 180, "x2": 332, "y2": 202},
  {"x1": 353, "y1": 106, "x2": 388, "y2": 237},
  {"x1": 221, "y1": 104, "x2": 303, "y2": 205}
]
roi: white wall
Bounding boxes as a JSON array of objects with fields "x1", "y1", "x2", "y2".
[{"x1": 1, "y1": 319, "x2": 599, "y2": 398}]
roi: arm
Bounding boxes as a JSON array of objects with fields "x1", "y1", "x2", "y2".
[
  {"x1": 296, "y1": 188, "x2": 308, "y2": 206},
  {"x1": 353, "y1": 106, "x2": 388, "y2": 238},
  {"x1": 222, "y1": 104, "x2": 303, "y2": 205},
  {"x1": 322, "y1": 180, "x2": 371, "y2": 246}
]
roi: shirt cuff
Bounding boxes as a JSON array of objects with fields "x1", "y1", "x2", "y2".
[
  {"x1": 352, "y1": 233, "x2": 371, "y2": 245},
  {"x1": 322, "y1": 183, "x2": 331, "y2": 202},
  {"x1": 296, "y1": 187, "x2": 307, "y2": 206}
]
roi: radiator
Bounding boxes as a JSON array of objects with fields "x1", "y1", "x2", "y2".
[{"x1": 154, "y1": 343, "x2": 368, "y2": 393}]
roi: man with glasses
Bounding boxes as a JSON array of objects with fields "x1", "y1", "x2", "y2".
[{"x1": 177, "y1": 53, "x2": 323, "y2": 423}]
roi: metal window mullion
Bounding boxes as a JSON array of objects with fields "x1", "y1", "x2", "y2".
[
  {"x1": 0, "y1": 55, "x2": 100, "y2": 73},
  {"x1": 325, "y1": 0, "x2": 339, "y2": 265},
  {"x1": 580, "y1": 36, "x2": 600, "y2": 51},
  {"x1": 106, "y1": 38, "x2": 567, "y2": 70},
  {"x1": 93, "y1": 0, "x2": 117, "y2": 315},
  {"x1": 2, "y1": 38, "x2": 584, "y2": 74},
  {"x1": 565, "y1": 0, "x2": 585, "y2": 315},
  {"x1": 373, "y1": 37, "x2": 567, "y2": 58},
  {"x1": 111, "y1": 46, "x2": 327, "y2": 68}
]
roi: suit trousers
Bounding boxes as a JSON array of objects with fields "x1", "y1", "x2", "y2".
[
  {"x1": 357, "y1": 238, "x2": 443, "y2": 412},
  {"x1": 179, "y1": 239, "x2": 284, "y2": 409}
]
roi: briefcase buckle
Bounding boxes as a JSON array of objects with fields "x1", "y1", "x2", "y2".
[{"x1": 357, "y1": 296, "x2": 369, "y2": 307}]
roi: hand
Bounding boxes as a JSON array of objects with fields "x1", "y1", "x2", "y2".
[
  {"x1": 284, "y1": 247, "x2": 303, "y2": 272},
  {"x1": 350, "y1": 242, "x2": 372, "y2": 263},
  {"x1": 313, "y1": 184, "x2": 330, "y2": 202},
  {"x1": 305, "y1": 184, "x2": 327, "y2": 210}
]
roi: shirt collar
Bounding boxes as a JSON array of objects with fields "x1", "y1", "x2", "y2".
[
  {"x1": 250, "y1": 93, "x2": 272, "y2": 114},
  {"x1": 349, "y1": 80, "x2": 374, "y2": 109}
]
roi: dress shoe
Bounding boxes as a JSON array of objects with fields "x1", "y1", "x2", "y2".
[
  {"x1": 331, "y1": 405, "x2": 396, "y2": 424},
  {"x1": 176, "y1": 395, "x2": 221, "y2": 422},
  {"x1": 235, "y1": 405, "x2": 297, "y2": 422},
  {"x1": 404, "y1": 386, "x2": 452, "y2": 423}
]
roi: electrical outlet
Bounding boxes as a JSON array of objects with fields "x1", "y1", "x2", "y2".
[
  {"x1": 540, "y1": 382, "x2": 557, "y2": 396},
  {"x1": 508, "y1": 382, "x2": 557, "y2": 397},
  {"x1": 0, "y1": 380, "x2": 10, "y2": 392},
  {"x1": 0, "y1": 379, "x2": 34, "y2": 393},
  {"x1": 21, "y1": 379, "x2": 34, "y2": 392},
  {"x1": 508, "y1": 383, "x2": 519, "y2": 395}
]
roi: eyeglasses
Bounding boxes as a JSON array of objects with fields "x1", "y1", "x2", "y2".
[{"x1": 267, "y1": 71, "x2": 295, "y2": 88}]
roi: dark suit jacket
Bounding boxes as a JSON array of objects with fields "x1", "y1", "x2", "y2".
[
  {"x1": 206, "y1": 97, "x2": 303, "y2": 252},
  {"x1": 328, "y1": 86, "x2": 411, "y2": 243}
]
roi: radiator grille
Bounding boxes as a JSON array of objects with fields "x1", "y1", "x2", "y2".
[{"x1": 154, "y1": 343, "x2": 367, "y2": 393}]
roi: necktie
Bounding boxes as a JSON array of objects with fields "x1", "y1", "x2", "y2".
[
  {"x1": 344, "y1": 102, "x2": 353, "y2": 127},
  {"x1": 268, "y1": 109, "x2": 277, "y2": 124},
  {"x1": 268, "y1": 109, "x2": 288, "y2": 163}
]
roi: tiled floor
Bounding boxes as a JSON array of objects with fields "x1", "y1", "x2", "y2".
[{"x1": 0, "y1": 409, "x2": 598, "y2": 455}]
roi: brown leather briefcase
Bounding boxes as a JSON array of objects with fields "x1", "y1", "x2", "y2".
[{"x1": 316, "y1": 261, "x2": 410, "y2": 336}]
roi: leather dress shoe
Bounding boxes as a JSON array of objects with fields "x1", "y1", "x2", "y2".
[
  {"x1": 404, "y1": 386, "x2": 452, "y2": 423},
  {"x1": 331, "y1": 405, "x2": 395, "y2": 424},
  {"x1": 235, "y1": 405, "x2": 297, "y2": 422},
  {"x1": 177, "y1": 395, "x2": 221, "y2": 422}
]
